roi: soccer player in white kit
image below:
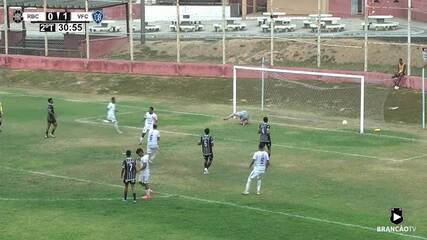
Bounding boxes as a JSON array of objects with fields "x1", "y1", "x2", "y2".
[
  {"x1": 147, "y1": 124, "x2": 160, "y2": 163},
  {"x1": 104, "y1": 97, "x2": 122, "y2": 134},
  {"x1": 242, "y1": 143, "x2": 270, "y2": 195},
  {"x1": 139, "y1": 106, "x2": 157, "y2": 145},
  {"x1": 136, "y1": 148, "x2": 153, "y2": 200}
]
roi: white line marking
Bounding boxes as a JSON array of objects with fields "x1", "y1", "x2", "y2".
[
  {"x1": 0, "y1": 196, "x2": 173, "y2": 202},
  {"x1": 0, "y1": 197, "x2": 121, "y2": 201},
  {"x1": 75, "y1": 118, "x2": 401, "y2": 162},
  {"x1": 174, "y1": 195, "x2": 426, "y2": 240},
  {"x1": 273, "y1": 143, "x2": 398, "y2": 162},
  {"x1": 1, "y1": 165, "x2": 425, "y2": 240},
  {"x1": 398, "y1": 154, "x2": 427, "y2": 162}
]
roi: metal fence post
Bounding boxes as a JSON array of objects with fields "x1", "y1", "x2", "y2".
[
  {"x1": 176, "y1": 0, "x2": 180, "y2": 63},
  {"x1": 85, "y1": 0, "x2": 90, "y2": 59},
  {"x1": 3, "y1": 0, "x2": 8, "y2": 55},
  {"x1": 407, "y1": 0, "x2": 412, "y2": 76},
  {"x1": 422, "y1": 68, "x2": 425, "y2": 129},
  {"x1": 317, "y1": 0, "x2": 321, "y2": 68},
  {"x1": 129, "y1": 0, "x2": 134, "y2": 61}
]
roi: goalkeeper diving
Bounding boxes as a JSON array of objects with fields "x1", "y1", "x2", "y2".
[{"x1": 223, "y1": 110, "x2": 249, "y2": 126}]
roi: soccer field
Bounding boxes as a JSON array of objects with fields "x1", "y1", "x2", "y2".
[{"x1": 0, "y1": 69, "x2": 426, "y2": 240}]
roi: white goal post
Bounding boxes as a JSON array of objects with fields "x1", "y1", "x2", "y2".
[{"x1": 233, "y1": 65, "x2": 366, "y2": 134}]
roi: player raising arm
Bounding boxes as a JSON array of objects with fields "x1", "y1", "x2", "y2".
[
  {"x1": 136, "y1": 148, "x2": 153, "y2": 200},
  {"x1": 223, "y1": 110, "x2": 249, "y2": 126},
  {"x1": 242, "y1": 143, "x2": 270, "y2": 195},
  {"x1": 147, "y1": 124, "x2": 160, "y2": 163},
  {"x1": 45, "y1": 98, "x2": 58, "y2": 138},
  {"x1": 121, "y1": 150, "x2": 137, "y2": 203},
  {"x1": 139, "y1": 106, "x2": 157, "y2": 145},
  {"x1": 259, "y1": 117, "x2": 271, "y2": 157},
  {"x1": 198, "y1": 128, "x2": 214, "y2": 175},
  {"x1": 104, "y1": 97, "x2": 122, "y2": 134}
]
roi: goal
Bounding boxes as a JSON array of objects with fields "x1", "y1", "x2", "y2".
[{"x1": 232, "y1": 65, "x2": 367, "y2": 134}]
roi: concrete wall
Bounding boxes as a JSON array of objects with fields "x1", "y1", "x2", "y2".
[
  {"x1": 329, "y1": 0, "x2": 427, "y2": 22},
  {"x1": 0, "y1": 54, "x2": 424, "y2": 91},
  {"x1": 368, "y1": 0, "x2": 407, "y2": 18},
  {"x1": 329, "y1": 0, "x2": 352, "y2": 17},
  {"x1": 103, "y1": 4, "x2": 231, "y2": 21},
  {"x1": 413, "y1": 0, "x2": 427, "y2": 22},
  {"x1": 266, "y1": 0, "x2": 328, "y2": 15}
]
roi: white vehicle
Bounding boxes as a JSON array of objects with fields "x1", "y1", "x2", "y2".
[
  {"x1": 261, "y1": 18, "x2": 296, "y2": 32},
  {"x1": 132, "y1": 20, "x2": 161, "y2": 32},
  {"x1": 89, "y1": 21, "x2": 121, "y2": 32},
  {"x1": 170, "y1": 20, "x2": 204, "y2": 32},
  {"x1": 213, "y1": 19, "x2": 246, "y2": 32}
]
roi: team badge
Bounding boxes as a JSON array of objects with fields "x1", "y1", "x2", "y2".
[
  {"x1": 12, "y1": 10, "x2": 23, "y2": 23},
  {"x1": 92, "y1": 10, "x2": 104, "y2": 24}
]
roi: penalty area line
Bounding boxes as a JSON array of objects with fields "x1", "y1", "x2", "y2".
[{"x1": 0, "y1": 165, "x2": 426, "y2": 240}]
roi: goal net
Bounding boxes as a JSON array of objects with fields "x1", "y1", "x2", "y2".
[{"x1": 233, "y1": 66, "x2": 392, "y2": 134}]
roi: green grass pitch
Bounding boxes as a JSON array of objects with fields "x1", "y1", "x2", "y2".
[{"x1": 0, "y1": 70, "x2": 426, "y2": 240}]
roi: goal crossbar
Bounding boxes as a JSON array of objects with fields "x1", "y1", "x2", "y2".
[{"x1": 232, "y1": 65, "x2": 365, "y2": 134}]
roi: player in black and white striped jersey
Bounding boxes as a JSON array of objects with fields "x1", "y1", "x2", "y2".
[
  {"x1": 198, "y1": 128, "x2": 214, "y2": 175},
  {"x1": 45, "y1": 98, "x2": 58, "y2": 138},
  {"x1": 258, "y1": 117, "x2": 271, "y2": 157},
  {"x1": 121, "y1": 150, "x2": 137, "y2": 203}
]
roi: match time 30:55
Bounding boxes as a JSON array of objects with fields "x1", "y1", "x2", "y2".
[{"x1": 39, "y1": 23, "x2": 84, "y2": 33}]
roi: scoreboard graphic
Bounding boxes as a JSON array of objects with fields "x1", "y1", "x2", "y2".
[{"x1": 13, "y1": 10, "x2": 104, "y2": 33}]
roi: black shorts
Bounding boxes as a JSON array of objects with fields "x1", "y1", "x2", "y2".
[
  {"x1": 261, "y1": 142, "x2": 271, "y2": 150},
  {"x1": 123, "y1": 179, "x2": 136, "y2": 184},
  {"x1": 203, "y1": 154, "x2": 213, "y2": 161},
  {"x1": 47, "y1": 116, "x2": 57, "y2": 124}
]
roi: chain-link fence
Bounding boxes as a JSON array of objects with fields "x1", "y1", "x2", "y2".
[{"x1": 1, "y1": 1, "x2": 426, "y2": 72}]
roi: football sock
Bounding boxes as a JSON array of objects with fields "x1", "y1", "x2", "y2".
[
  {"x1": 207, "y1": 161, "x2": 212, "y2": 169},
  {"x1": 133, "y1": 193, "x2": 136, "y2": 200},
  {"x1": 124, "y1": 192, "x2": 127, "y2": 200},
  {"x1": 257, "y1": 180, "x2": 262, "y2": 193},
  {"x1": 114, "y1": 123, "x2": 121, "y2": 133},
  {"x1": 51, "y1": 129, "x2": 55, "y2": 134},
  {"x1": 244, "y1": 179, "x2": 251, "y2": 193}
]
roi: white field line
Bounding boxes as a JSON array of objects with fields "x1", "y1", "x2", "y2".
[
  {"x1": 75, "y1": 117, "x2": 402, "y2": 162},
  {"x1": 1, "y1": 90, "x2": 424, "y2": 143},
  {"x1": 0, "y1": 196, "x2": 173, "y2": 202},
  {"x1": 0, "y1": 166, "x2": 172, "y2": 199},
  {"x1": 398, "y1": 154, "x2": 427, "y2": 162},
  {"x1": 0, "y1": 165, "x2": 426, "y2": 240}
]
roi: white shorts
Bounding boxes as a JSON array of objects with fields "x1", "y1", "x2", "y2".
[
  {"x1": 147, "y1": 147, "x2": 157, "y2": 154},
  {"x1": 139, "y1": 170, "x2": 150, "y2": 183},
  {"x1": 142, "y1": 125, "x2": 152, "y2": 134},
  {"x1": 107, "y1": 113, "x2": 117, "y2": 123},
  {"x1": 248, "y1": 169, "x2": 265, "y2": 180}
]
